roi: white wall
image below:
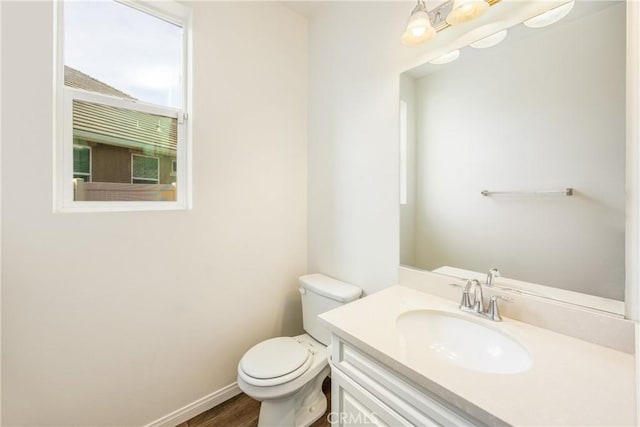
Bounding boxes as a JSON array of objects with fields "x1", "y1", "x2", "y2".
[
  {"x1": 411, "y1": 4, "x2": 625, "y2": 300},
  {"x1": 307, "y1": 2, "x2": 422, "y2": 295},
  {"x1": 1, "y1": 1, "x2": 307, "y2": 425}
]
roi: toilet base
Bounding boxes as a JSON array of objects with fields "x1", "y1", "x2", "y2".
[{"x1": 257, "y1": 365, "x2": 330, "y2": 427}]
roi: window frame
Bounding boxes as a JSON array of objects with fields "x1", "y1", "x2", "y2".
[{"x1": 54, "y1": 0, "x2": 192, "y2": 213}]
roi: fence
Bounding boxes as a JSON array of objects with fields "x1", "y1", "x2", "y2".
[{"x1": 74, "y1": 180, "x2": 177, "y2": 202}]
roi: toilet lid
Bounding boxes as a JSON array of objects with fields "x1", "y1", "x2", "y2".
[{"x1": 240, "y1": 337, "x2": 310, "y2": 380}]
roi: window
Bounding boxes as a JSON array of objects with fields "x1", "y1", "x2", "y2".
[
  {"x1": 56, "y1": 0, "x2": 191, "y2": 212},
  {"x1": 73, "y1": 145, "x2": 91, "y2": 182},
  {"x1": 132, "y1": 154, "x2": 159, "y2": 184}
]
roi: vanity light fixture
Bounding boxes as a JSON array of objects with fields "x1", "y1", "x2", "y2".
[
  {"x1": 430, "y1": 50, "x2": 460, "y2": 65},
  {"x1": 401, "y1": 0, "x2": 436, "y2": 46},
  {"x1": 402, "y1": 0, "x2": 495, "y2": 47},
  {"x1": 524, "y1": 1, "x2": 575, "y2": 29},
  {"x1": 446, "y1": 0, "x2": 490, "y2": 26},
  {"x1": 470, "y1": 29, "x2": 508, "y2": 48}
]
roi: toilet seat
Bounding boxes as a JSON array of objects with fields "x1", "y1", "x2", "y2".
[{"x1": 239, "y1": 337, "x2": 313, "y2": 387}]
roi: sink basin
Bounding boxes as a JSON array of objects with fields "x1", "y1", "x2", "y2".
[{"x1": 396, "y1": 310, "x2": 532, "y2": 374}]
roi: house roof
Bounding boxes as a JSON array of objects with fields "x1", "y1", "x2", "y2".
[
  {"x1": 65, "y1": 66, "x2": 135, "y2": 99},
  {"x1": 65, "y1": 66, "x2": 177, "y2": 155}
]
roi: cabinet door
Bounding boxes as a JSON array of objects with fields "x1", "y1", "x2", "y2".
[
  {"x1": 331, "y1": 368, "x2": 414, "y2": 426},
  {"x1": 332, "y1": 338, "x2": 483, "y2": 426}
]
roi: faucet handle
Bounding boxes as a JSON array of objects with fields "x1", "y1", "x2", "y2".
[
  {"x1": 486, "y1": 268, "x2": 501, "y2": 286},
  {"x1": 487, "y1": 296, "x2": 502, "y2": 321},
  {"x1": 487, "y1": 295, "x2": 511, "y2": 321},
  {"x1": 459, "y1": 290, "x2": 472, "y2": 310},
  {"x1": 458, "y1": 279, "x2": 474, "y2": 309}
]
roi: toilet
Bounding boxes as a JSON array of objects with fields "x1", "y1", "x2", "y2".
[{"x1": 237, "y1": 274, "x2": 362, "y2": 427}]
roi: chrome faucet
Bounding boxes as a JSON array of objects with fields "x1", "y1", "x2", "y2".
[
  {"x1": 459, "y1": 279, "x2": 483, "y2": 312},
  {"x1": 486, "y1": 268, "x2": 500, "y2": 286},
  {"x1": 472, "y1": 280, "x2": 485, "y2": 313},
  {"x1": 458, "y1": 278, "x2": 507, "y2": 321}
]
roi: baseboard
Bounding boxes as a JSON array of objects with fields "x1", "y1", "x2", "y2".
[{"x1": 144, "y1": 382, "x2": 242, "y2": 427}]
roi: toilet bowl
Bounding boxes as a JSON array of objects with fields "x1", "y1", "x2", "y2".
[
  {"x1": 238, "y1": 334, "x2": 330, "y2": 426},
  {"x1": 237, "y1": 274, "x2": 361, "y2": 427}
]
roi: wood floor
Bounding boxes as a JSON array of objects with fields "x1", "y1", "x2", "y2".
[{"x1": 178, "y1": 377, "x2": 332, "y2": 427}]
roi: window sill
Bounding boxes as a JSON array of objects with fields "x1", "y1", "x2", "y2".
[{"x1": 55, "y1": 201, "x2": 191, "y2": 213}]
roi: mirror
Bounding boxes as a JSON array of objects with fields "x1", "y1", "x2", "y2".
[{"x1": 399, "y1": 1, "x2": 626, "y2": 314}]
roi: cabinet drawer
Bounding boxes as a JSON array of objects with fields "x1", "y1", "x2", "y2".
[{"x1": 331, "y1": 337, "x2": 483, "y2": 427}]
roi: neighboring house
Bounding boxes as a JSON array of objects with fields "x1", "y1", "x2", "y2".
[{"x1": 65, "y1": 66, "x2": 177, "y2": 189}]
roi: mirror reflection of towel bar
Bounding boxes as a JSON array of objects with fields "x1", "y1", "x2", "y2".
[{"x1": 481, "y1": 188, "x2": 573, "y2": 197}]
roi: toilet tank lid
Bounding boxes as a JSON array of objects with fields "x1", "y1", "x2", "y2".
[{"x1": 299, "y1": 274, "x2": 362, "y2": 303}]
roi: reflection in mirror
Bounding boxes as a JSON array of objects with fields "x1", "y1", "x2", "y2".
[{"x1": 399, "y1": 1, "x2": 625, "y2": 313}]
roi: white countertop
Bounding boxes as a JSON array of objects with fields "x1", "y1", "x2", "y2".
[{"x1": 319, "y1": 285, "x2": 636, "y2": 427}]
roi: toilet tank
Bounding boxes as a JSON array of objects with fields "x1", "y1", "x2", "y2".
[{"x1": 299, "y1": 274, "x2": 362, "y2": 345}]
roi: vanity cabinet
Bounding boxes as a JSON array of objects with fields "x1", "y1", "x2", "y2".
[{"x1": 330, "y1": 336, "x2": 485, "y2": 427}]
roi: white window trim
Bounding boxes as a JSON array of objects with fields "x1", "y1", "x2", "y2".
[
  {"x1": 131, "y1": 153, "x2": 160, "y2": 184},
  {"x1": 73, "y1": 144, "x2": 92, "y2": 182},
  {"x1": 53, "y1": 0, "x2": 192, "y2": 213}
]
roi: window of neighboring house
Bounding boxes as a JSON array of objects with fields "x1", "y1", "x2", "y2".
[
  {"x1": 56, "y1": 0, "x2": 191, "y2": 211},
  {"x1": 132, "y1": 154, "x2": 159, "y2": 184},
  {"x1": 73, "y1": 145, "x2": 91, "y2": 182}
]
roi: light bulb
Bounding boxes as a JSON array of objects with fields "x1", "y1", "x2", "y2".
[
  {"x1": 401, "y1": 27, "x2": 436, "y2": 47},
  {"x1": 407, "y1": 10, "x2": 432, "y2": 37},
  {"x1": 412, "y1": 26, "x2": 427, "y2": 37}
]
